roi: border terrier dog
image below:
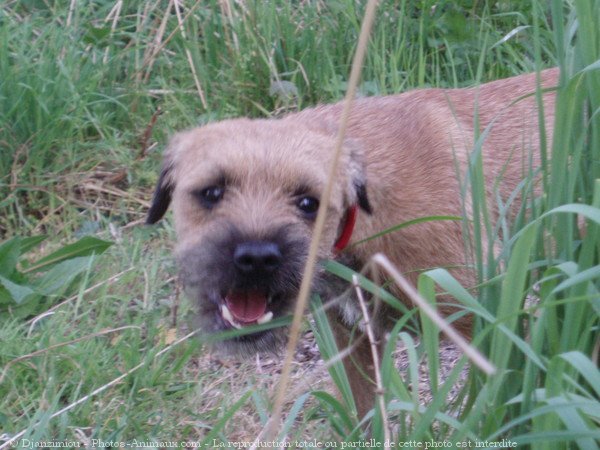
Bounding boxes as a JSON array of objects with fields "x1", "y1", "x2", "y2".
[{"x1": 147, "y1": 69, "x2": 558, "y2": 417}]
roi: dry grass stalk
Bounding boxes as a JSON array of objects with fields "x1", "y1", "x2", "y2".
[
  {"x1": 353, "y1": 274, "x2": 391, "y2": 447},
  {"x1": 261, "y1": 0, "x2": 380, "y2": 442},
  {"x1": 371, "y1": 254, "x2": 495, "y2": 376},
  {"x1": 174, "y1": 0, "x2": 207, "y2": 108},
  {"x1": 141, "y1": 0, "x2": 174, "y2": 84}
]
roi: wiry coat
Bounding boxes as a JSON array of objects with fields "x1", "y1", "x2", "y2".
[{"x1": 147, "y1": 69, "x2": 558, "y2": 417}]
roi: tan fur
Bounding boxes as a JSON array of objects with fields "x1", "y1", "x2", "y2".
[
  {"x1": 312, "y1": 69, "x2": 556, "y2": 333},
  {"x1": 148, "y1": 69, "x2": 558, "y2": 419}
]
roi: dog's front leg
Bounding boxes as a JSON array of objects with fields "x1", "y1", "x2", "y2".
[{"x1": 325, "y1": 308, "x2": 382, "y2": 421}]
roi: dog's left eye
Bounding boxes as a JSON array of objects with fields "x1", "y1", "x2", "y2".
[
  {"x1": 296, "y1": 196, "x2": 319, "y2": 219},
  {"x1": 194, "y1": 186, "x2": 225, "y2": 209}
]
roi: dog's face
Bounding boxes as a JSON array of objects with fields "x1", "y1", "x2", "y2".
[{"x1": 147, "y1": 118, "x2": 371, "y2": 352}]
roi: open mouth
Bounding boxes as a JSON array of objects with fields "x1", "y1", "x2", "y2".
[{"x1": 220, "y1": 290, "x2": 274, "y2": 329}]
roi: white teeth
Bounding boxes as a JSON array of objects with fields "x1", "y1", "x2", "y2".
[
  {"x1": 221, "y1": 304, "x2": 242, "y2": 329},
  {"x1": 221, "y1": 304, "x2": 273, "y2": 328},
  {"x1": 257, "y1": 311, "x2": 273, "y2": 324}
]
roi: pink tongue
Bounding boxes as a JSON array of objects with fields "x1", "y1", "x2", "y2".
[{"x1": 225, "y1": 291, "x2": 267, "y2": 324}]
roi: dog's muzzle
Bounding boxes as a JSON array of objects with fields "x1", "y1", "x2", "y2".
[
  {"x1": 219, "y1": 240, "x2": 282, "y2": 328},
  {"x1": 179, "y1": 224, "x2": 309, "y2": 346}
]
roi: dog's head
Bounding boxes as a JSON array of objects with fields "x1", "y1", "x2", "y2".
[{"x1": 147, "y1": 118, "x2": 371, "y2": 352}]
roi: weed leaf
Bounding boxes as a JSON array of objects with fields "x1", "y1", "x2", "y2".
[
  {"x1": 0, "y1": 274, "x2": 37, "y2": 304},
  {"x1": 25, "y1": 236, "x2": 112, "y2": 273}
]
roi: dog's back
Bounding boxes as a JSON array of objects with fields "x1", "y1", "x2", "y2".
[{"x1": 295, "y1": 69, "x2": 558, "y2": 332}]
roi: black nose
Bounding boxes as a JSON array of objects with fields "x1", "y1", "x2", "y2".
[{"x1": 233, "y1": 241, "x2": 282, "y2": 274}]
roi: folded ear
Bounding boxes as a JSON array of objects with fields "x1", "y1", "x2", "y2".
[
  {"x1": 354, "y1": 179, "x2": 372, "y2": 214},
  {"x1": 146, "y1": 161, "x2": 174, "y2": 224},
  {"x1": 345, "y1": 139, "x2": 373, "y2": 215}
]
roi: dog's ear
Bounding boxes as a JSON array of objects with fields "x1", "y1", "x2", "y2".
[
  {"x1": 346, "y1": 139, "x2": 373, "y2": 215},
  {"x1": 353, "y1": 179, "x2": 373, "y2": 214},
  {"x1": 146, "y1": 162, "x2": 174, "y2": 224},
  {"x1": 305, "y1": 120, "x2": 373, "y2": 214}
]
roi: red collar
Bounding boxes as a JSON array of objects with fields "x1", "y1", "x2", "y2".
[{"x1": 333, "y1": 205, "x2": 358, "y2": 252}]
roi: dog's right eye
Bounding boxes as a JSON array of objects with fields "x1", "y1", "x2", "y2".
[
  {"x1": 194, "y1": 186, "x2": 225, "y2": 209},
  {"x1": 296, "y1": 196, "x2": 320, "y2": 219}
]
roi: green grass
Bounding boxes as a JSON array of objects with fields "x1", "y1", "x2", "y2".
[{"x1": 1, "y1": 0, "x2": 599, "y2": 447}]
